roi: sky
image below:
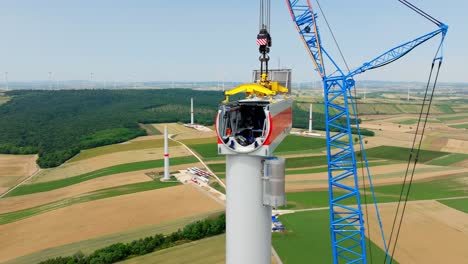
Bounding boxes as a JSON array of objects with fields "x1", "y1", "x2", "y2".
[{"x1": 0, "y1": 0, "x2": 466, "y2": 83}]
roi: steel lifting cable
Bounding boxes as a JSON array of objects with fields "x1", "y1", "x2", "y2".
[
  {"x1": 385, "y1": 57, "x2": 443, "y2": 264},
  {"x1": 315, "y1": 0, "x2": 350, "y2": 72},
  {"x1": 351, "y1": 84, "x2": 375, "y2": 264},
  {"x1": 398, "y1": 0, "x2": 442, "y2": 26},
  {"x1": 384, "y1": 1, "x2": 445, "y2": 262}
]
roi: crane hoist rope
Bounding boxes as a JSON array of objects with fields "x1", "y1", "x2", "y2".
[{"x1": 223, "y1": 0, "x2": 289, "y2": 103}]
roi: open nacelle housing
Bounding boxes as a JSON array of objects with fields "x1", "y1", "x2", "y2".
[{"x1": 216, "y1": 97, "x2": 292, "y2": 157}]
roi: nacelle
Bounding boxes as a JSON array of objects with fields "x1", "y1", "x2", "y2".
[{"x1": 216, "y1": 97, "x2": 292, "y2": 157}]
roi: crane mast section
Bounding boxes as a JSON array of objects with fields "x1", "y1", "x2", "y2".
[{"x1": 287, "y1": 0, "x2": 325, "y2": 77}]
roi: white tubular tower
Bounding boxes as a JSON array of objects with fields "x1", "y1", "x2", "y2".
[
  {"x1": 309, "y1": 103, "x2": 313, "y2": 133},
  {"x1": 163, "y1": 126, "x2": 170, "y2": 180},
  {"x1": 216, "y1": 95, "x2": 292, "y2": 264},
  {"x1": 190, "y1": 97, "x2": 194, "y2": 125},
  {"x1": 226, "y1": 155, "x2": 271, "y2": 263}
]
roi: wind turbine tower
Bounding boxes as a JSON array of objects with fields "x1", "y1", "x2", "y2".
[
  {"x1": 309, "y1": 103, "x2": 313, "y2": 133},
  {"x1": 90, "y1": 72, "x2": 94, "y2": 89},
  {"x1": 163, "y1": 126, "x2": 171, "y2": 181},
  {"x1": 407, "y1": 86, "x2": 410, "y2": 101},
  {"x1": 190, "y1": 98, "x2": 194, "y2": 125},
  {"x1": 48, "y1": 72, "x2": 52, "y2": 90},
  {"x1": 4, "y1": 72, "x2": 8, "y2": 89}
]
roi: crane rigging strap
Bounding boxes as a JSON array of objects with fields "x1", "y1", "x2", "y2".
[{"x1": 384, "y1": 56, "x2": 444, "y2": 264}]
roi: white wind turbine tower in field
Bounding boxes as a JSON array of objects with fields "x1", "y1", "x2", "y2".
[
  {"x1": 4, "y1": 72, "x2": 8, "y2": 89},
  {"x1": 48, "y1": 72, "x2": 53, "y2": 90},
  {"x1": 190, "y1": 97, "x2": 194, "y2": 125},
  {"x1": 90, "y1": 72, "x2": 94, "y2": 89},
  {"x1": 309, "y1": 103, "x2": 313, "y2": 133},
  {"x1": 163, "y1": 126, "x2": 171, "y2": 181}
]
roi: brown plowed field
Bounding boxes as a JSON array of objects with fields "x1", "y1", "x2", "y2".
[
  {"x1": 0, "y1": 155, "x2": 38, "y2": 194},
  {"x1": 0, "y1": 163, "x2": 202, "y2": 214},
  {"x1": 0, "y1": 155, "x2": 38, "y2": 177},
  {"x1": 364, "y1": 200, "x2": 468, "y2": 264},
  {"x1": 152, "y1": 123, "x2": 216, "y2": 140},
  {"x1": 0, "y1": 170, "x2": 150, "y2": 214},
  {"x1": 441, "y1": 139, "x2": 468, "y2": 154},
  {"x1": 31, "y1": 146, "x2": 191, "y2": 183},
  {"x1": 0, "y1": 185, "x2": 223, "y2": 263}
]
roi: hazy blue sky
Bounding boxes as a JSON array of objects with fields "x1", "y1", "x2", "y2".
[{"x1": 0, "y1": 0, "x2": 466, "y2": 83}]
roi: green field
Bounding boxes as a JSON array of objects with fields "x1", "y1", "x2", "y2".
[
  {"x1": 188, "y1": 135, "x2": 327, "y2": 161},
  {"x1": 436, "y1": 104, "x2": 455, "y2": 114},
  {"x1": 207, "y1": 155, "x2": 329, "y2": 175},
  {"x1": 286, "y1": 160, "x2": 396, "y2": 175},
  {"x1": 272, "y1": 210, "x2": 396, "y2": 263},
  {"x1": 70, "y1": 138, "x2": 179, "y2": 162},
  {"x1": 120, "y1": 235, "x2": 226, "y2": 264},
  {"x1": 437, "y1": 114, "x2": 468, "y2": 122},
  {"x1": 285, "y1": 155, "x2": 328, "y2": 168},
  {"x1": 274, "y1": 135, "x2": 326, "y2": 154},
  {"x1": 209, "y1": 181, "x2": 225, "y2": 194},
  {"x1": 449, "y1": 123, "x2": 468, "y2": 129},
  {"x1": 284, "y1": 176, "x2": 467, "y2": 210},
  {"x1": 362, "y1": 146, "x2": 448, "y2": 163},
  {"x1": 211, "y1": 160, "x2": 395, "y2": 178},
  {"x1": 5, "y1": 211, "x2": 222, "y2": 264},
  {"x1": 5, "y1": 156, "x2": 198, "y2": 197},
  {"x1": 438, "y1": 197, "x2": 468, "y2": 213},
  {"x1": 207, "y1": 163, "x2": 226, "y2": 174},
  {"x1": 189, "y1": 143, "x2": 220, "y2": 160},
  {"x1": 0, "y1": 181, "x2": 180, "y2": 225},
  {"x1": 396, "y1": 119, "x2": 441, "y2": 125},
  {"x1": 427, "y1": 153, "x2": 468, "y2": 166}
]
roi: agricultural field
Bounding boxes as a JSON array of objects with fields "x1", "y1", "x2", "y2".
[
  {"x1": 364, "y1": 200, "x2": 468, "y2": 263},
  {"x1": 0, "y1": 185, "x2": 224, "y2": 263},
  {"x1": 152, "y1": 123, "x2": 217, "y2": 140},
  {"x1": 31, "y1": 145, "x2": 193, "y2": 184},
  {"x1": 0, "y1": 87, "x2": 467, "y2": 263},
  {"x1": 0, "y1": 123, "x2": 228, "y2": 263},
  {"x1": 120, "y1": 235, "x2": 226, "y2": 264},
  {"x1": 0, "y1": 154, "x2": 38, "y2": 195},
  {"x1": 272, "y1": 210, "x2": 392, "y2": 263},
  {"x1": 449, "y1": 123, "x2": 468, "y2": 129},
  {"x1": 0, "y1": 94, "x2": 10, "y2": 105},
  {"x1": 5, "y1": 212, "x2": 220, "y2": 264},
  {"x1": 69, "y1": 137, "x2": 177, "y2": 162}
]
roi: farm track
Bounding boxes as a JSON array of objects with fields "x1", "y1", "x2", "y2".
[
  {"x1": 0, "y1": 169, "x2": 41, "y2": 199},
  {"x1": 171, "y1": 135, "x2": 226, "y2": 189}
]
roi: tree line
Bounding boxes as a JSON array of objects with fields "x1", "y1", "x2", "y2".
[
  {"x1": 0, "y1": 89, "x2": 372, "y2": 168},
  {"x1": 0, "y1": 89, "x2": 221, "y2": 168},
  {"x1": 39, "y1": 213, "x2": 226, "y2": 264}
]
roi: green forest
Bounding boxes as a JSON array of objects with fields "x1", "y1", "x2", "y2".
[{"x1": 0, "y1": 89, "x2": 370, "y2": 168}]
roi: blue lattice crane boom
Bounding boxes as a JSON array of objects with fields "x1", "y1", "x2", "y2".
[{"x1": 285, "y1": 0, "x2": 447, "y2": 263}]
